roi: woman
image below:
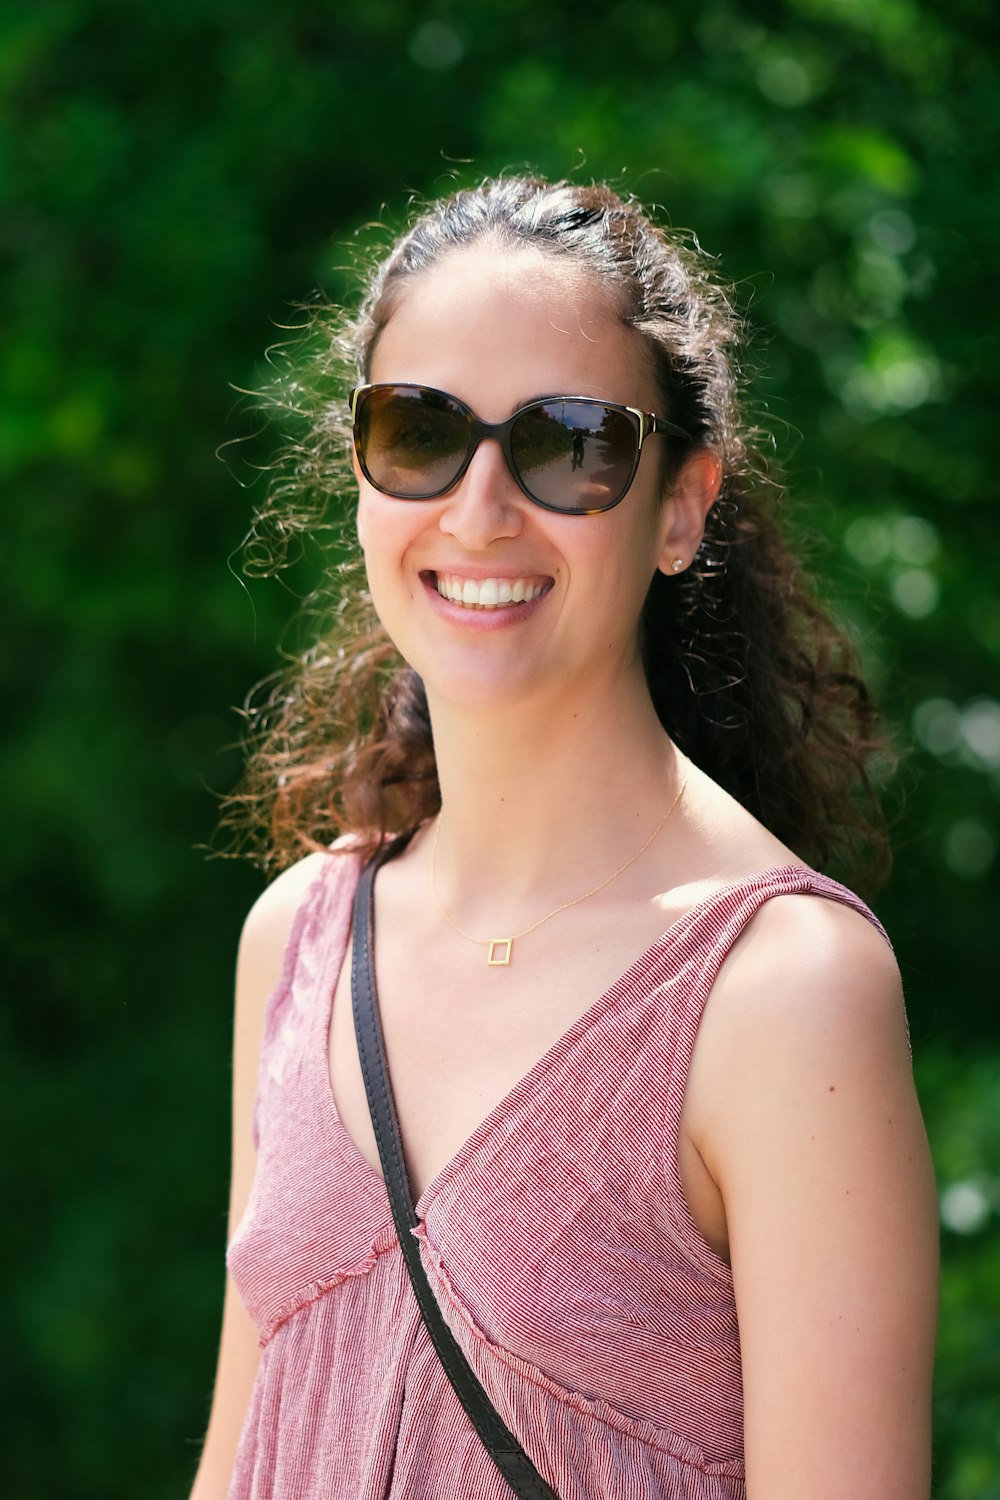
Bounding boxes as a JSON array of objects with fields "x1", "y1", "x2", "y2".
[{"x1": 191, "y1": 177, "x2": 938, "y2": 1500}]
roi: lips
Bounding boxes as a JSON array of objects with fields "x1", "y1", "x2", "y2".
[{"x1": 433, "y1": 573, "x2": 549, "y2": 609}]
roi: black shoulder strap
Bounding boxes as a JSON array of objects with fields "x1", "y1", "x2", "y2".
[{"x1": 351, "y1": 843, "x2": 560, "y2": 1500}]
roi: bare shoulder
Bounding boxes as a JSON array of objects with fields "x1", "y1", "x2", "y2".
[
  {"x1": 230, "y1": 853, "x2": 336, "y2": 1161},
  {"x1": 677, "y1": 764, "x2": 906, "y2": 1053},
  {"x1": 687, "y1": 884, "x2": 924, "y2": 1221},
  {"x1": 684, "y1": 885, "x2": 916, "y2": 1212},
  {"x1": 710, "y1": 888, "x2": 905, "y2": 1056},
  {"x1": 240, "y1": 850, "x2": 332, "y2": 942},
  {"x1": 236, "y1": 851, "x2": 333, "y2": 1014}
]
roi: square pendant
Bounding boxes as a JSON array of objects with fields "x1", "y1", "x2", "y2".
[{"x1": 487, "y1": 938, "x2": 513, "y2": 967}]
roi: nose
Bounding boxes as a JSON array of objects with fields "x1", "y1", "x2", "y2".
[{"x1": 437, "y1": 437, "x2": 525, "y2": 549}]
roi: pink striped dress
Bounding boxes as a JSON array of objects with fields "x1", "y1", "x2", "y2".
[{"x1": 226, "y1": 851, "x2": 886, "y2": 1499}]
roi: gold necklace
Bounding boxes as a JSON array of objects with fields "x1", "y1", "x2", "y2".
[{"x1": 430, "y1": 768, "x2": 689, "y2": 967}]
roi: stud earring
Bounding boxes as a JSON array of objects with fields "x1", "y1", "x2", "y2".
[{"x1": 670, "y1": 558, "x2": 684, "y2": 573}]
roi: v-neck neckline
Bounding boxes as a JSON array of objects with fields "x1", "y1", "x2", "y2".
[{"x1": 319, "y1": 853, "x2": 815, "y2": 1224}]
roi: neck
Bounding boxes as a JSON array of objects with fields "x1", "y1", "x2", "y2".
[{"x1": 424, "y1": 668, "x2": 684, "y2": 929}]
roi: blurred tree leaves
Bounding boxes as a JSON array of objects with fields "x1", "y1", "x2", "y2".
[{"x1": 2, "y1": 1, "x2": 997, "y2": 1495}]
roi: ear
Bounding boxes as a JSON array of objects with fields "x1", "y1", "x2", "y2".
[{"x1": 656, "y1": 451, "x2": 722, "y2": 577}]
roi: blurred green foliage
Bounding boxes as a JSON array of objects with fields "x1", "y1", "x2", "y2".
[{"x1": 2, "y1": 1, "x2": 997, "y2": 1495}]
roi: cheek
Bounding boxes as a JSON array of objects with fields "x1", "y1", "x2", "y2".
[
  {"x1": 356, "y1": 489, "x2": 399, "y2": 563},
  {"x1": 593, "y1": 498, "x2": 663, "y2": 586},
  {"x1": 354, "y1": 490, "x2": 429, "y2": 590}
]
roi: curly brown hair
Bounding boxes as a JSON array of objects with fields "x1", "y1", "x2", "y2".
[{"x1": 218, "y1": 176, "x2": 891, "y2": 888}]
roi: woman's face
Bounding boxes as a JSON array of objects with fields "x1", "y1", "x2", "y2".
[{"x1": 355, "y1": 244, "x2": 712, "y2": 717}]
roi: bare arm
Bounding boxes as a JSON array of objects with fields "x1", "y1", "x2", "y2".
[
  {"x1": 691, "y1": 896, "x2": 939, "y2": 1500},
  {"x1": 188, "y1": 853, "x2": 329, "y2": 1500}
]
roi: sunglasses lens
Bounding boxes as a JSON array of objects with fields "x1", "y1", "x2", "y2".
[
  {"x1": 357, "y1": 386, "x2": 470, "y2": 498},
  {"x1": 511, "y1": 401, "x2": 638, "y2": 512}
]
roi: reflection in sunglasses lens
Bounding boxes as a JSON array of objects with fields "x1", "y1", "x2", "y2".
[
  {"x1": 516, "y1": 402, "x2": 634, "y2": 511},
  {"x1": 366, "y1": 390, "x2": 469, "y2": 497}
]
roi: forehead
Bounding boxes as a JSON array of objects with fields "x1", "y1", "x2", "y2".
[{"x1": 370, "y1": 244, "x2": 655, "y2": 410}]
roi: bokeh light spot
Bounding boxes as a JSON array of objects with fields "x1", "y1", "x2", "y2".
[
  {"x1": 913, "y1": 697, "x2": 961, "y2": 757},
  {"x1": 944, "y1": 818, "x2": 997, "y2": 879},
  {"x1": 844, "y1": 517, "x2": 891, "y2": 567},
  {"x1": 891, "y1": 514, "x2": 939, "y2": 566},
  {"x1": 890, "y1": 568, "x2": 939, "y2": 618},
  {"x1": 940, "y1": 1180, "x2": 992, "y2": 1235},
  {"x1": 409, "y1": 21, "x2": 464, "y2": 70},
  {"x1": 960, "y1": 698, "x2": 1000, "y2": 769}
]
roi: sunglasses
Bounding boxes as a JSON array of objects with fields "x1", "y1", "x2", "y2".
[{"x1": 349, "y1": 383, "x2": 689, "y2": 515}]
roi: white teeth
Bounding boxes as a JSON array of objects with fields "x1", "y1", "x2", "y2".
[{"x1": 435, "y1": 575, "x2": 543, "y2": 609}]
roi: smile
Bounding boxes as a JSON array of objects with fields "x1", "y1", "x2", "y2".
[{"x1": 433, "y1": 574, "x2": 549, "y2": 609}]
